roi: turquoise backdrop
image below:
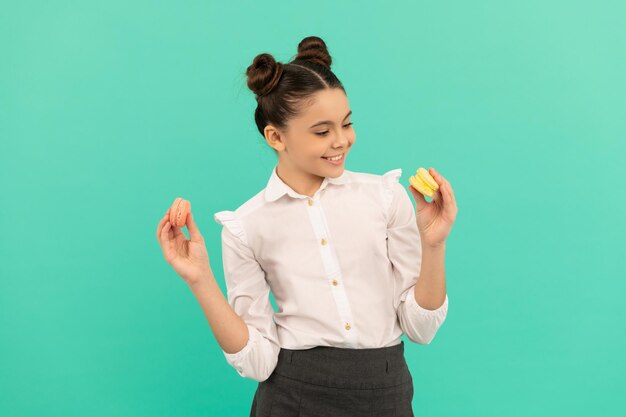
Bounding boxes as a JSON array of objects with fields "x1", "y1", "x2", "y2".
[{"x1": 1, "y1": 1, "x2": 624, "y2": 416}]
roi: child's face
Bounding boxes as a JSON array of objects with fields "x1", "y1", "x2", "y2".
[{"x1": 265, "y1": 88, "x2": 356, "y2": 178}]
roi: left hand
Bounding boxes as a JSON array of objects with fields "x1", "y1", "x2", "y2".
[{"x1": 407, "y1": 167, "x2": 458, "y2": 248}]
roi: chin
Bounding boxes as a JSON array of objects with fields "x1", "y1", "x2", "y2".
[{"x1": 326, "y1": 166, "x2": 345, "y2": 177}]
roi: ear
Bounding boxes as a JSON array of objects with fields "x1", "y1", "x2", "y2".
[{"x1": 264, "y1": 125, "x2": 286, "y2": 152}]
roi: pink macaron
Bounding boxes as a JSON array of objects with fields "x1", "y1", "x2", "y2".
[{"x1": 169, "y1": 197, "x2": 191, "y2": 228}]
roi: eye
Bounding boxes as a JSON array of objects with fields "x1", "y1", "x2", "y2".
[{"x1": 315, "y1": 122, "x2": 354, "y2": 136}]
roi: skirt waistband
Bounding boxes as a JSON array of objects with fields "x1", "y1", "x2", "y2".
[{"x1": 272, "y1": 340, "x2": 410, "y2": 389}]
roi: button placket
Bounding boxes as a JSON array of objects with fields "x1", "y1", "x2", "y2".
[{"x1": 305, "y1": 197, "x2": 358, "y2": 346}]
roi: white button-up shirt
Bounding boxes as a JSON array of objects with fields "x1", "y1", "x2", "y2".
[{"x1": 213, "y1": 165, "x2": 449, "y2": 382}]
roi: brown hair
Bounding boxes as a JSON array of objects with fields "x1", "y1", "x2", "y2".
[{"x1": 245, "y1": 36, "x2": 346, "y2": 142}]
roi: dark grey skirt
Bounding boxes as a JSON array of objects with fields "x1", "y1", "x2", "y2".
[{"x1": 250, "y1": 340, "x2": 414, "y2": 417}]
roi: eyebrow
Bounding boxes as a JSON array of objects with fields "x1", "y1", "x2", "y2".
[{"x1": 309, "y1": 110, "x2": 352, "y2": 128}]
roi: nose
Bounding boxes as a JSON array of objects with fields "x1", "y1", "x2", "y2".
[{"x1": 333, "y1": 130, "x2": 351, "y2": 148}]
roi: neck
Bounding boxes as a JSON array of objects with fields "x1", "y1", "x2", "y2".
[{"x1": 276, "y1": 162, "x2": 324, "y2": 198}]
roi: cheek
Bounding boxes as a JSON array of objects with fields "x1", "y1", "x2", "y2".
[{"x1": 310, "y1": 142, "x2": 329, "y2": 156}]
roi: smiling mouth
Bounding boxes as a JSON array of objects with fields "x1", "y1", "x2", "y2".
[{"x1": 321, "y1": 153, "x2": 344, "y2": 161}]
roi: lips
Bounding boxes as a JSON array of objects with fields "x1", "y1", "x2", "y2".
[{"x1": 321, "y1": 153, "x2": 345, "y2": 165}]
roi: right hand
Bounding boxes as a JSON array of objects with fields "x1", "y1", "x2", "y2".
[{"x1": 156, "y1": 207, "x2": 211, "y2": 286}]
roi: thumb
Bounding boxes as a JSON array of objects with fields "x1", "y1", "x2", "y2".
[
  {"x1": 408, "y1": 185, "x2": 428, "y2": 211},
  {"x1": 186, "y1": 212, "x2": 204, "y2": 242}
]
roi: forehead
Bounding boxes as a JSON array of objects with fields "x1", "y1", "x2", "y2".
[{"x1": 297, "y1": 89, "x2": 349, "y2": 121}]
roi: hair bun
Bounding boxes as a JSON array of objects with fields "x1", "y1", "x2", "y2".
[
  {"x1": 295, "y1": 36, "x2": 332, "y2": 69},
  {"x1": 246, "y1": 53, "x2": 284, "y2": 98}
]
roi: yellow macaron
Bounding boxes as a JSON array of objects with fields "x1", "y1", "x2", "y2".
[{"x1": 408, "y1": 167, "x2": 440, "y2": 198}]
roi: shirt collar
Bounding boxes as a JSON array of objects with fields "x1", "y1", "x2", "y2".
[{"x1": 264, "y1": 164, "x2": 350, "y2": 202}]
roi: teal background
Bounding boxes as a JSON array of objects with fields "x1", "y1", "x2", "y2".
[{"x1": 1, "y1": 0, "x2": 624, "y2": 416}]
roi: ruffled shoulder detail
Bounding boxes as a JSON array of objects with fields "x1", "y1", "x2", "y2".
[
  {"x1": 381, "y1": 168, "x2": 402, "y2": 216},
  {"x1": 214, "y1": 210, "x2": 249, "y2": 246}
]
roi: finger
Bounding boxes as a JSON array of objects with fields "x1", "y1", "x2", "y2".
[
  {"x1": 445, "y1": 180, "x2": 457, "y2": 208},
  {"x1": 424, "y1": 168, "x2": 441, "y2": 203},
  {"x1": 432, "y1": 184, "x2": 444, "y2": 206},
  {"x1": 438, "y1": 175, "x2": 456, "y2": 209},
  {"x1": 186, "y1": 212, "x2": 204, "y2": 242},
  {"x1": 160, "y1": 220, "x2": 174, "y2": 253},
  {"x1": 156, "y1": 211, "x2": 169, "y2": 241},
  {"x1": 430, "y1": 168, "x2": 455, "y2": 208},
  {"x1": 437, "y1": 178, "x2": 452, "y2": 211},
  {"x1": 171, "y1": 222, "x2": 184, "y2": 238},
  {"x1": 440, "y1": 182, "x2": 458, "y2": 219},
  {"x1": 429, "y1": 167, "x2": 444, "y2": 187},
  {"x1": 441, "y1": 182, "x2": 452, "y2": 211},
  {"x1": 408, "y1": 185, "x2": 428, "y2": 211},
  {"x1": 169, "y1": 207, "x2": 184, "y2": 238}
]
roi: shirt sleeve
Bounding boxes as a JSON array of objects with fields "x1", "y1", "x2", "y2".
[
  {"x1": 381, "y1": 168, "x2": 449, "y2": 345},
  {"x1": 213, "y1": 210, "x2": 281, "y2": 382}
]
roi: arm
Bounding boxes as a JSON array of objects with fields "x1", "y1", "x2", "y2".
[
  {"x1": 384, "y1": 170, "x2": 449, "y2": 345},
  {"x1": 188, "y1": 275, "x2": 250, "y2": 355},
  {"x1": 414, "y1": 243, "x2": 447, "y2": 310},
  {"x1": 209, "y1": 211, "x2": 281, "y2": 382}
]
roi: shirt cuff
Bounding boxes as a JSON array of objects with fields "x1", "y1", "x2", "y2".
[
  {"x1": 404, "y1": 287, "x2": 449, "y2": 317},
  {"x1": 222, "y1": 324, "x2": 261, "y2": 373}
]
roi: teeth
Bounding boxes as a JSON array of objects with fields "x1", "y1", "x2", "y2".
[{"x1": 323, "y1": 154, "x2": 343, "y2": 161}]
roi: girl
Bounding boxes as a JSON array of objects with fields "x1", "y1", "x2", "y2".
[{"x1": 156, "y1": 36, "x2": 457, "y2": 417}]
